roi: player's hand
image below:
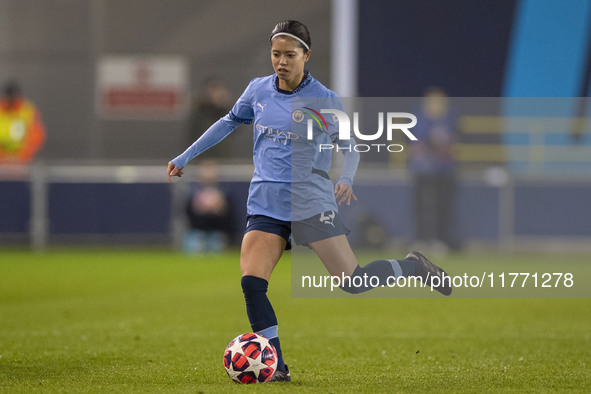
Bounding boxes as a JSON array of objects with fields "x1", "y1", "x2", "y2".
[
  {"x1": 167, "y1": 161, "x2": 183, "y2": 183},
  {"x1": 335, "y1": 183, "x2": 357, "y2": 206}
]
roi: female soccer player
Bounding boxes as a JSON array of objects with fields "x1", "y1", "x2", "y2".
[{"x1": 167, "y1": 20, "x2": 451, "y2": 382}]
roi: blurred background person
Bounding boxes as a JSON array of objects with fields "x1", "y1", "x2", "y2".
[
  {"x1": 0, "y1": 81, "x2": 45, "y2": 163},
  {"x1": 183, "y1": 159, "x2": 232, "y2": 253},
  {"x1": 187, "y1": 77, "x2": 233, "y2": 159},
  {"x1": 408, "y1": 86, "x2": 461, "y2": 253}
]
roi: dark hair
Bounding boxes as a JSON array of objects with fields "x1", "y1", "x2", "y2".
[{"x1": 270, "y1": 20, "x2": 311, "y2": 52}]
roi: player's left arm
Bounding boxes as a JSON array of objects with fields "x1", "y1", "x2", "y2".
[
  {"x1": 325, "y1": 94, "x2": 360, "y2": 206},
  {"x1": 334, "y1": 140, "x2": 359, "y2": 206}
]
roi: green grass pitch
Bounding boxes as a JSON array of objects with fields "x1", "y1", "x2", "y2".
[{"x1": 0, "y1": 250, "x2": 589, "y2": 393}]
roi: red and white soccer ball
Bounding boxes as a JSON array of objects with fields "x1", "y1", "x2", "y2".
[{"x1": 223, "y1": 333, "x2": 278, "y2": 384}]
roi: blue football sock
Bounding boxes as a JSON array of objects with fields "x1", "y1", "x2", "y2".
[
  {"x1": 241, "y1": 275, "x2": 285, "y2": 370},
  {"x1": 340, "y1": 259, "x2": 417, "y2": 294},
  {"x1": 397, "y1": 258, "x2": 417, "y2": 277}
]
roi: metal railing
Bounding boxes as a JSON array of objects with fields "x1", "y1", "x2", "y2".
[{"x1": 1, "y1": 161, "x2": 590, "y2": 252}]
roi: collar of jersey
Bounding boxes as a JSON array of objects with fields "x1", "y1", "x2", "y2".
[{"x1": 273, "y1": 71, "x2": 311, "y2": 95}]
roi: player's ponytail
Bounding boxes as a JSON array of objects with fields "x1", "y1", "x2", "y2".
[{"x1": 270, "y1": 20, "x2": 311, "y2": 53}]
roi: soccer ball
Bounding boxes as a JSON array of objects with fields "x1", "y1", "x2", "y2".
[{"x1": 223, "y1": 333, "x2": 278, "y2": 383}]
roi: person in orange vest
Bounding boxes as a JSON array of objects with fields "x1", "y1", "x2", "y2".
[{"x1": 0, "y1": 81, "x2": 45, "y2": 163}]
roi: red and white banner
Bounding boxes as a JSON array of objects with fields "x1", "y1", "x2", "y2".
[{"x1": 96, "y1": 55, "x2": 189, "y2": 119}]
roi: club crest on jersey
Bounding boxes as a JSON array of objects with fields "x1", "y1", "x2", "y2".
[
  {"x1": 319, "y1": 211, "x2": 336, "y2": 227},
  {"x1": 292, "y1": 109, "x2": 305, "y2": 123}
]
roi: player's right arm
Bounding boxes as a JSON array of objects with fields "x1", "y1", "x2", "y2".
[
  {"x1": 167, "y1": 79, "x2": 257, "y2": 182},
  {"x1": 167, "y1": 161, "x2": 183, "y2": 182}
]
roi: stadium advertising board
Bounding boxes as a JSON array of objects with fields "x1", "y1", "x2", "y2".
[{"x1": 96, "y1": 55, "x2": 189, "y2": 120}]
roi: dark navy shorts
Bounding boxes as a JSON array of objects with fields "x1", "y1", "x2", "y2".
[
  {"x1": 245, "y1": 211, "x2": 350, "y2": 249},
  {"x1": 245, "y1": 214, "x2": 292, "y2": 249},
  {"x1": 291, "y1": 211, "x2": 351, "y2": 246}
]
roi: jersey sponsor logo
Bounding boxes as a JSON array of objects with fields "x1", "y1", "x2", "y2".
[
  {"x1": 256, "y1": 124, "x2": 300, "y2": 145},
  {"x1": 319, "y1": 211, "x2": 336, "y2": 227}
]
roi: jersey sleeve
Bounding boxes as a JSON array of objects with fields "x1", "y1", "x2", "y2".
[
  {"x1": 324, "y1": 92, "x2": 345, "y2": 142},
  {"x1": 171, "y1": 79, "x2": 258, "y2": 169},
  {"x1": 335, "y1": 146, "x2": 360, "y2": 188},
  {"x1": 171, "y1": 115, "x2": 240, "y2": 169},
  {"x1": 326, "y1": 93, "x2": 360, "y2": 188},
  {"x1": 227, "y1": 78, "x2": 257, "y2": 124}
]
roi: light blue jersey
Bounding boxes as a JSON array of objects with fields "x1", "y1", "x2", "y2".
[{"x1": 172, "y1": 72, "x2": 359, "y2": 221}]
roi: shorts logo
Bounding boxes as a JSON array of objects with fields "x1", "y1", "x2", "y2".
[
  {"x1": 319, "y1": 211, "x2": 335, "y2": 227},
  {"x1": 292, "y1": 109, "x2": 304, "y2": 123}
]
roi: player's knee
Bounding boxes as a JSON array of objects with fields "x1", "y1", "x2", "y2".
[{"x1": 241, "y1": 275, "x2": 268, "y2": 294}]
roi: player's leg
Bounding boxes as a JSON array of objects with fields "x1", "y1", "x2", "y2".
[
  {"x1": 240, "y1": 220, "x2": 291, "y2": 381},
  {"x1": 298, "y1": 211, "x2": 452, "y2": 295},
  {"x1": 310, "y1": 235, "x2": 451, "y2": 295},
  {"x1": 240, "y1": 230, "x2": 285, "y2": 280},
  {"x1": 308, "y1": 234, "x2": 357, "y2": 276},
  {"x1": 309, "y1": 234, "x2": 418, "y2": 289}
]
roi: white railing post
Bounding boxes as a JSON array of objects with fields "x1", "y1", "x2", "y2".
[
  {"x1": 29, "y1": 161, "x2": 48, "y2": 252},
  {"x1": 331, "y1": 0, "x2": 358, "y2": 97},
  {"x1": 498, "y1": 174, "x2": 515, "y2": 252},
  {"x1": 170, "y1": 180, "x2": 189, "y2": 251}
]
